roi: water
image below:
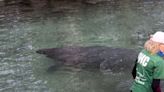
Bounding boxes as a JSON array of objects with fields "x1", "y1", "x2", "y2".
[{"x1": 1, "y1": 0, "x2": 164, "y2": 92}]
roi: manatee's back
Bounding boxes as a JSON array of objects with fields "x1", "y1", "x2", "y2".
[
  {"x1": 36, "y1": 46, "x2": 139, "y2": 71},
  {"x1": 36, "y1": 46, "x2": 107, "y2": 65}
]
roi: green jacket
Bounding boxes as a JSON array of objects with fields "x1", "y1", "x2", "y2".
[{"x1": 131, "y1": 49, "x2": 164, "y2": 92}]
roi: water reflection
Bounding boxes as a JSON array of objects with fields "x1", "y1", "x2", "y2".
[{"x1": 0, "y1": 0, "x2": 164, "y2": 92}]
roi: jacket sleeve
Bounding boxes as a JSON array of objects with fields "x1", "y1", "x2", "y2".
[
  {"x1": 132, "y1": 59, "x2": 137, "y2": 79},
  {"x1": 152, "y1": 79, "x2": 161, "y2": 92},
  {"x1": 153, "y1": 60, "x2": 164, "y2": 79}
]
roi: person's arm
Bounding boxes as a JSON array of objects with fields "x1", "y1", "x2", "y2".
[
  {"x1": 152, "y1": 79, "x2": 161, "y2": 92},
  {"x1": 132, "y1": 59, "x2": 137, "y2": 79}
]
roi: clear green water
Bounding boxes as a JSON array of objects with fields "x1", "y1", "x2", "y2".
[{"x1": 1, "y1": 0, "x2": 164, "y2": 92}]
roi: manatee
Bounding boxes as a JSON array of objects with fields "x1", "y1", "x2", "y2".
[{"x1": 36, "y1": 46, "x2": 139, "y2": 73}]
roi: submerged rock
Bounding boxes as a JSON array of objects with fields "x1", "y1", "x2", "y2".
[{"x1": 36, "y1": 46, "x2": 139, "y2": 73}]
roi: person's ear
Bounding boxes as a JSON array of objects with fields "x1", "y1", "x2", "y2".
[{"x1": 160, "y1": 44, "x2": 164, "y2": 52}]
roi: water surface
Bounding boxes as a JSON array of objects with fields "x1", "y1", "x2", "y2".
[{"x1": 1, "y1": 0, "x2": 164, "y2": 92}]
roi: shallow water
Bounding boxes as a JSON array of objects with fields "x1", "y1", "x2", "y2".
[{"x1": 1, "y1": 0, "x2": 164, "y2": 92}]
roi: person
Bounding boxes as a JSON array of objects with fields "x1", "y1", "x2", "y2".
[{"x1": 131, "y1": 31, "x2": 164, "y2": 92}]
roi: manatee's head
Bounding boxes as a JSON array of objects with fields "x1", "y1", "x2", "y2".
[{"x1": 100, "y1": 57, "x2": 136, "y2": 73}]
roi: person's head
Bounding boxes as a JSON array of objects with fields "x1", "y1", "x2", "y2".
[{"x1": 144, "y1": 31, "x2": 164, "y2": 54}]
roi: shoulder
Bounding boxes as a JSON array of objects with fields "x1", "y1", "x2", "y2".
[
  {"x1": 141, "y1": 49, "x2": 164, "y2": 65},
  {"x1": 151, "y1": 54, "x2": 164, "y2": 66}
]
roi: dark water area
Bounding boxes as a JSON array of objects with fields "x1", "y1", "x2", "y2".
[{"x1": 1, "y1": 0, "x2": 164, "y2": 92}]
